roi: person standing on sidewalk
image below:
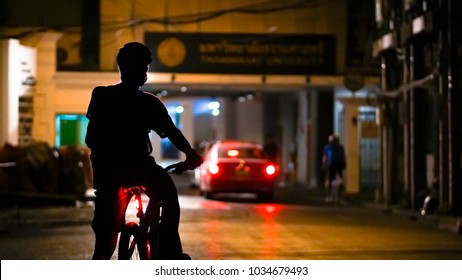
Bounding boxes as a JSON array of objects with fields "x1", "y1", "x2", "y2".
[{"x1": 321, "y1": 134, "x2": 346, "y2": 203}]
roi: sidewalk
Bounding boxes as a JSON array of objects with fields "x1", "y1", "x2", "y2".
[{"x1": 275, "y1": 183, "x2": 462, "y2": 235}]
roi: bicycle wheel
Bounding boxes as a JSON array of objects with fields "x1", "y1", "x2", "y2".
[{"x1": 118, "y1": 222, "x2": 149, "y2": 260}]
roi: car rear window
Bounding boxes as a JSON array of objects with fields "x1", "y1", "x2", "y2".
[{"x1": 218, "y1": 146, "x2": 263, "y2": 159}]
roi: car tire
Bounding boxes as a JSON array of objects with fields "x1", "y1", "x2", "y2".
[
  {"x1": 203, "y1": 189, "x2": 214, "y2": 199},
  {"x1": 257, "y1": 191, "x2": 274, "y2": 202}
]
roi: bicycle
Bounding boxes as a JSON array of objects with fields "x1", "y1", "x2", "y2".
[{"x1": 117, "y1": 162, "x2": 189, "y2": 260}]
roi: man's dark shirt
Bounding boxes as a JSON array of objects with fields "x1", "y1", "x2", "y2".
[
  {"x1": 323, "y1": 143, "x2": 346, "y2": 169},
  {"x1": 85, "y1": 84, "x2": 175, "y2": 159}
]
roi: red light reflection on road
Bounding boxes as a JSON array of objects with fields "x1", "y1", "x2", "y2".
[
  {"x1": 200, "y1": 203, "x2": 284, "y2": 259},
  {"x1": 200, "y1": 200, "x2": 230, "y2": 210},
  {"x1": 200, "y1": 200, "x2": 229, "y2": 259},
  {"x1": 256, "y1": 204, "x2": 283, "y2": 217},
  {"x1": 256, "y1": 204, "x2": 284, "y2": 259},
  {"x1": 204, "y1": 220, "x2": 222, "y2": 259}
]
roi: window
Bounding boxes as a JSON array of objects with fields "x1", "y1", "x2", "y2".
[{"x1": 55, "y1": 114, "x2": 88, "y2": 148}]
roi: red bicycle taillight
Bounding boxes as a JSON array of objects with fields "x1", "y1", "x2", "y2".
[
  {"x1": 208, "y1": 163, "x2": 220, "y2": 175},
  {"x1": 264, "y1": 164, "x2": 277, "y2": 176}
]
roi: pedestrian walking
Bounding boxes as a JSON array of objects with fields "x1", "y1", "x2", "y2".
[{"x1": 321, "y1": 134, "x2": 346, "y2": 203}]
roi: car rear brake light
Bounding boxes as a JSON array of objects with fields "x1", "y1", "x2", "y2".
[
  {"x1": 264, "y1": 164, "x2": 277, "y2": 176},
  {"x1": 227, "y1": 149, "x2": 239, "y2": 157},
  {"x1": 208, "y1": 163, "x2": 220, "y2": 175}
]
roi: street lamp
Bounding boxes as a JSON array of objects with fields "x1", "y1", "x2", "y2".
[{"x1": 208, "y1": 101, "x2": 220, "y2": 116}]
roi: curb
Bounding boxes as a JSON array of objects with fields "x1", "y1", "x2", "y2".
[
  {"x1": 1, "y1": 191, "x2": 78, "y2": 208},
  {"x1": 274, "y1": 185, "x2": 462, "y2": 235},
  {"x1": 364, "y1": 202, "x2": 462, "y2": 235}
]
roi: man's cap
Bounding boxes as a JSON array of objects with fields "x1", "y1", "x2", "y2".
[{"x1": 116, "y1": 42, "x2": 152, "y2": 69}]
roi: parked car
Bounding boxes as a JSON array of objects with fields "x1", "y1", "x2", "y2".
[{"x1": 197, "y1": 140, "x2": 279, "y2": 201}]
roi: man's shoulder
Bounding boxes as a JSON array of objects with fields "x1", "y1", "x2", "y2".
[
  {"x1": 139, "y1": 90, "x2": 156, "y2": 98},
  {"x1": 139, "y1": 90, "x2": 163, "y2": 105},
  {"x1": 92, "y1": 85, "x2": 114, "y2": 95}
]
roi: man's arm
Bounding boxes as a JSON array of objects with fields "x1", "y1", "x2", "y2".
[
  {"x1": 166, "y1": 125, "x2": 203, "y2": 168},
  {"x1": 167, "y1": 126, "x2": 195, "y2": 156},
  {"x1": 149, "y1": 95, "x2": 202, "y2": 167}
]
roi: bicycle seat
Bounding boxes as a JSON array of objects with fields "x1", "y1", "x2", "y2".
[{"x1": 122, "y1": 185, "x2": 146, "y2": 195}]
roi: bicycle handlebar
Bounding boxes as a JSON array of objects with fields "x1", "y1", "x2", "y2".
[{"x1": 164, "y1": 161, "x2": 192, "y2": 174}]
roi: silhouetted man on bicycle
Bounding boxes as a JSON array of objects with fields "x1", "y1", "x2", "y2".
[{"x1": 85, "y1": 42, "x2": 203, "y2": 260}]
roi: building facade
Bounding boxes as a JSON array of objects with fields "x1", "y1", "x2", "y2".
[
  {"x1": 1, "y1": 0, "x2": 381, "y2": 196},
  {"x1": 373, "y1": 0, "x2": 462, "y2": 214}
]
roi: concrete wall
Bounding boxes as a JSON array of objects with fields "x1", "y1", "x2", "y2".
[{"x1": 97, "y1": 0, "x2": 347, "y2": 73}]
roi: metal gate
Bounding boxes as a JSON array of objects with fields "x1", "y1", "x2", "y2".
[{"x1": 359, "y1": 110, "x2": 380, "y2": 190}]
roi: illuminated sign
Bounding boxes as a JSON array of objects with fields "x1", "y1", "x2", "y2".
[
  {"x1": 18, "y1": 46, "x2": 37, "y2": 96},
  {"x1": 145, "y1": 32, "x2": 336, "y2": 75}
]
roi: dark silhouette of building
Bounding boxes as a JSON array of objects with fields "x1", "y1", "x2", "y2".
[{"x1": 373, "y1": 0, "x2": 462, "y2": 215}]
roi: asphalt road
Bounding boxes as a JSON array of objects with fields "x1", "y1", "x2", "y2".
[{"x1": 1, "y1": 175, "x2": 462, "y2": 260}]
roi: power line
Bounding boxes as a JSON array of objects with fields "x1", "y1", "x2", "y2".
[{"x1": 103, "y1": 0, "x2": 323, "y2": 28}]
